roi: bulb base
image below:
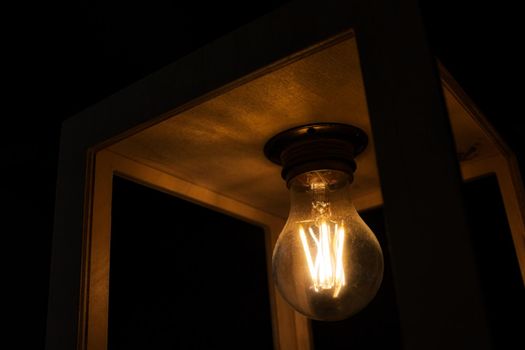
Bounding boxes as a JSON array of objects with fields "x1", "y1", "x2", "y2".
[{"x1": 264, "y1": 123, "x2": 368, "y2": 185}]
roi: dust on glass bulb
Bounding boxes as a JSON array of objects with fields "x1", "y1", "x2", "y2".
[{"x1": 272, "y1": 170, "x2": 383, "y2": 321}]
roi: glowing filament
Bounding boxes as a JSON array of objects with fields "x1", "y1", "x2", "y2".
[{"x1": 299, "y1": 222, "x2": 346, "y2": 297}]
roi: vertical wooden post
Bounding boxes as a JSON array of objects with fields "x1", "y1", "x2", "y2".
[{"x1": 352, "y1": 0, "x2": 491, "y2": 348}]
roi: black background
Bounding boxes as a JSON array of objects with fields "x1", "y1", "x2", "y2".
[
  {"x1": 3, "y1": 1, "x2": 523, "y2": 348},
  {"x1": 109, "y1": 176, "x2": 274, "y2": 349}
]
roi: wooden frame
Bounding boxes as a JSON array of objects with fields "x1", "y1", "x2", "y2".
[
  {"x1": 359, "y1": 69, "x2": 525, "y2": 284},
  {"x1": 79, "y1": 149, "x2": 311, "y2": 350},
  {"x1": 441, "y1": 70, "x2": 525, "y2": 283},
  {"x1": 75, "y1": 71, "x2": 525, "y2": 350},
  {"x1": 46, "y1": 1, "x2": 525, "y2": 349}
]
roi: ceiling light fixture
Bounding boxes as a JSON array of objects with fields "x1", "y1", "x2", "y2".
[{"x1": 264, "y1": 122, "x2": 384, "y2": 321}]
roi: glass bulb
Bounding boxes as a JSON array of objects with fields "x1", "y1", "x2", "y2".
[{"x1": 272, "y1": 170, "x2": 384, "y2": 321}]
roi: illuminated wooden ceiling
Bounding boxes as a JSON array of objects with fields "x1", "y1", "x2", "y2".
[{"x1": 108, "y1": 35, "x2": 498, "y2": 218}]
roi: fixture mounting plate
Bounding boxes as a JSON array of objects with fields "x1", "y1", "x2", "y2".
[
  {"x1": 264, "y1": 122, "x2": 368, "y2": 183},
  {"x1": 264, "y1": 122, "x2": 368, "y2": 164},
  {"x1": 264, "y1": 123, "x2": 368, "y2": 164}
]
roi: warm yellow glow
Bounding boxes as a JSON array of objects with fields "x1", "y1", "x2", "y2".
[{"x1": 299, "y1": 221, "x2": 346, "y2": 297}]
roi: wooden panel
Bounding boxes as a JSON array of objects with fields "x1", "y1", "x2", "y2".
[
  {"x1": 85, "y1": 150, "x2": 112, "y2": 349},
  {"x1": 107, "y1": 37, "x2": 501, "y2": 221}
]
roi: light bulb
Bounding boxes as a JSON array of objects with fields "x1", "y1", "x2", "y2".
[
  {"x1": 272, "y1": 169, "x2": 383, "y2": 321},
  {"x1": 264, "y1": 122, "x2": 384, "y2": 321}
]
